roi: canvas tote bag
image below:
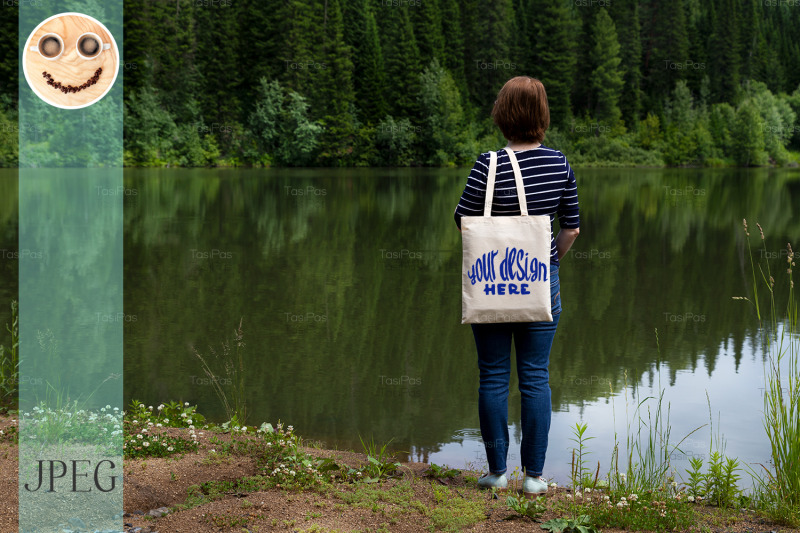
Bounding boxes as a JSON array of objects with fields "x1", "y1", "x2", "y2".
[{"x1": 461, "y1": 147, "x2": 553, "y2": 324}]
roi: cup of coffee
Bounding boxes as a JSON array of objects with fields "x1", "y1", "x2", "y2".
[
  {"x1": 29, "y1": 33, "x2": 64, "y2": 60},
  {"x1": 76, "y1": 32, "x2": 110, "y2": 60}
]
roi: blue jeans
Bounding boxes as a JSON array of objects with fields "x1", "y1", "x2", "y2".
[{"x1": 471, "y1": 265, "x2": 561, "y2": 478}]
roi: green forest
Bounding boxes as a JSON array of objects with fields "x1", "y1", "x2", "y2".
[{"x1": 1, "y1": 0, "x2": 800, "y2": 168}]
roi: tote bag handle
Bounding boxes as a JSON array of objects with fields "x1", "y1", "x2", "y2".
[{"x1": 483, "y1": 148, "x2": 529, "y2": 216}]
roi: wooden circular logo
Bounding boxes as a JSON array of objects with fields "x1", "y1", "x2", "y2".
[{"x1": 23, "y1": 12, "x2": 119, "y2": 109}]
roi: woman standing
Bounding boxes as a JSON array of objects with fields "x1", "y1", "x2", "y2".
[{"x1": 454, "y1": 76, "x2": 580, "y2": 498}]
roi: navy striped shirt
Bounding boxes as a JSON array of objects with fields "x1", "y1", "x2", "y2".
[{"x1": 454, "y1": 146, "x2": 580, "y2": 266}]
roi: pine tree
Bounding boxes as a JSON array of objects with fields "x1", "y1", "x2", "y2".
[
  {"x1": 610, "y1": 0, "x2": 642, "y2": 125},
  {"x1": 343, "y1": 0, "x2": 386, "y2": 123},
  {"x1": 570, "y1": 5, "x2": 596, "y2": 115},
  {"x1": 707, "y1": 0, "x2": 741, "y2": 103},
  {"x1": 439, "y1": 0, "x2": 468, "y2": 102},
  {"x1": 376, "y1": 4, "x2": 421, "y2": 119},
  {"x1": 195, "y1": 1, "x2": 240, "y2": 125},
  {"x1": 531, "y1": 0, "x2": 579, "y2": 127},
  {"x1": 590, "y1": 9, "x2": 624, "y2": 130},
  {"x1": 314, "y1": 0, "x2": 357, "y2": 165},
  {"x1": 236, "y1": 0, "x2": 286, "y2": 117},
  {"x1": 466, "y1": 0, "x2": 514, "y2": 114},
  {"x1": 738, "y1": 0, "x2": 758, "y2": 82},
  {"x1": 640, "y1": 0, "x2": 690, "y2": 114},
  {"x1": 412, "y1": 0, "x2": 445, "y2": 66}
]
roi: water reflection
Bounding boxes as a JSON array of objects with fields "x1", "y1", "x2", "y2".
[{"x1": 0, "y1": 166, "x2": 799, "y2": 486}]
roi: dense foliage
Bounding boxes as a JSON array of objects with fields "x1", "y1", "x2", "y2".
[{"x1": 1, "y1": 0, "x2": 799, "y2": 167}]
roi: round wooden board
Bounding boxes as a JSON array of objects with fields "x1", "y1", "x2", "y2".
[{"x1": 23, "y1": 13, "x2": 119, "y2": 109}]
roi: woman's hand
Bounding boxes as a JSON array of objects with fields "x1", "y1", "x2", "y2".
[{"x1": 555, "y1": 228, "x2": 580, "y2": 260}]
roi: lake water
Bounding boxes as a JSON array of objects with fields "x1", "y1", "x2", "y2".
[{"x1": 1, "y1": 166, "x2": 799, "y2": 489}]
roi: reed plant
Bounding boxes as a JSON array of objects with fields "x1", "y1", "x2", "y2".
[
  {"x1": 607, "y1": 334, "x2": 703, "y2": 496},
  {"x1": 735, "y1": 221, "x2": 800, "y2": 523},
  {"x1": 193, "y1": 317, "x2": 248, "y2": 428},
  {"x1": 0, "y1": 300, "x2": 19, "y2": 407}
]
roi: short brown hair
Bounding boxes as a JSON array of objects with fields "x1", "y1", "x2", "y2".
[{"x1": 491, "y1": 77, "x2": 550, "y2": 143}]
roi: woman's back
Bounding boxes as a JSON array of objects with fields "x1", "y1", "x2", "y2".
[{"x1": 454, "y1": 146, "x2": 580, "y2": 265}]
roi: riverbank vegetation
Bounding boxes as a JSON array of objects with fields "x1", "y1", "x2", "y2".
[
  {"x1": 1, "y1": 1, "x2": 799, "y2": 167},
  {"x1": 1, "y1": 225, "x2": 799, "y2": 530}
]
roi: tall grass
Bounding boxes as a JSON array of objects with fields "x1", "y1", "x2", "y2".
[
  {"x1": 736, "y1": 221, "x2": 800, "y2": 522},
  {"x1": 193, "y1": 317, "x2": 248, "y2": 427},
  {"x1": 0, "y1": 300, "x2": 19, "y2": 407},
  {"x1": 607, "y1": 331, "x2": 703, "y2": 495}
]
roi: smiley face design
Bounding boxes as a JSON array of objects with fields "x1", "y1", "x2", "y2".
[{"x1": 23, "y1": 12, "x2": 119, "y2": 109}]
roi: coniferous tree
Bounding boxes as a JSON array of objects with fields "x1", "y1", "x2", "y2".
[
  {"x1": 610, "y1": 0, "x2": 642, "y2": 126},
  {"x1": 590, "y1": 9, "x2": 624, "y2": 130},
  {"x1": 683, "y1": 0, "x2": 706, "y2": 95},
  {"x1": 314, "y1": 0, "x2": 357, "y2": 165},
  {"x1": 195, "y1": 2, "x2": 239, "y2": 126},
  {"x1": 707, "y1": 0, "x2": 741, "y2": 103},
  {"x1": 376, "y1": 4, "x2": 421, "y2": 119},
  {"x1": 343, "y1": 0, "x2": 386, "y2": 123},
  {"x1": 640, "y1": 0, "x2": 690, "y2": 114},
  {"x1": 440, "y1": 0, "x2": 467, "y2": 100},
  {"x1": 237, "y1": 0, "x2": 285, "y2": 115},
  {"x1": 738, "y1": 0, "x2": 757, "y2": 82},
  {"x1": 134, "y1": 1, "x2": 201, "y2": 122},
  {"x1": 571, "y1": 5, "x2": 596, "y2": 115},
  {"x1": 531, "y1": 0, "x2": 579, "y2": 127},
  {"x1": 510, "y1": 0, "x2": 533, "y2": 73},
  {"x1": 412, "y1": 0, "x2": 445, "y2": 67}
]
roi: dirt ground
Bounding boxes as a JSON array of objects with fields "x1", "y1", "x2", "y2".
[{"x1": 0, "y1": 414, "x2": 797, "y2": 533}]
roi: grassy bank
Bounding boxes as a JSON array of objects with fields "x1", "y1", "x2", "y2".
[{"x1": 0, "y1": 397, "x2": 798, "y2": 532}]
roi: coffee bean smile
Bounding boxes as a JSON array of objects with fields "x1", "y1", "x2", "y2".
[{"x1": 42, "y1": 68, "x2": 102, "y2": 94}]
